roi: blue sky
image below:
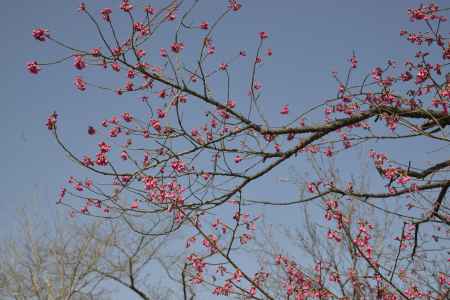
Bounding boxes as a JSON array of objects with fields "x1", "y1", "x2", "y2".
[{"x1": 1, "y1": 0, "x2": 446, "y2": 298}]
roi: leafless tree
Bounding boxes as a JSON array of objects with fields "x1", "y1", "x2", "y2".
[{"x1": 0, "y1": 209, "x2": 186, "y2": 300}]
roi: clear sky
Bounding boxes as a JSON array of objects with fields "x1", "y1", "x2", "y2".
[{"x1": 0, "y1": 0, "x2": 445, "y2": 298}]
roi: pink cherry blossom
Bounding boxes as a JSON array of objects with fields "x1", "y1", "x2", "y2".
[
  {"x1": 32, "y1": 28, "x2": 49, "y2": 41},
  {"x1": 415, "y1": 67, "x2": 428, "y2": 84},
  {"x1": 45, "y1": 112, "x2": 58, "y2": 130},
  {"x1": 401, "y1": 71, "x2": 413, "y2": 81},
  {"x1": 327, "y1": 230, "x2": 342, "y2": 242},
  {"x1": 95, "y1": 152, "x2": 109, "y2": 166},
  {"x1": 228, "y1": 0, "x2": 242, "y2": 11},
  {"x1": 227, "y1": 99, "x2": 236, "y2": 108},
  {"x1": 207, "y1": 46, "x2": 215, "y2": 55},
  {"x1": 122, "y1": 112, "x2": 133, "y2": 122},
  {"x1": 78, "y1": 2, "x2": 86, "y2": 12},
  {"x1": 127, "y1": 69, "x2": 135, "y2": 79},
  {"x1": 157, "y1": 109, "x2": 166, "y2": 119},
  {"x1": 98, "y1": 141, "x2": 111, "y2": 153},
  {"x1": 120, "y1": 151, "x2": 129, "y2": 160},
  {"x1": 82, "y1": 156, "x2": 94, "y2": 167},
  {"x1": 91, "y1": 48, "x2": 101, "y2": 57},
  {"x1": 167, "y1": 11, "x2": 176, "y2": 21},
  {"x1": 100, "y1": 8, "x2": 112, "y2": 21},
  {"x1": 160, "y1": 48, "x2": 168, "y2": 57},
  {"x1": 111, "y1": 62, "x2": 121, "y2": 72},
  {"x1": 112, "y1": 47, "x2": 122, "y2": 57},
  {"x1": 73, "y1": 55, "x2": 86, "y2": 70},
  {"x1": 74, "y1": 76, "x2": 86, "y2": 91},
  {"x1": 27, "y1": 61, "x2": 40, "y2": 74},
  {"x1": 171, "y1": 42, "x2": 184, "y2": 53},
  {"x1": 217, "y1": 109, "x2": 230, "y2": 119},
  {"x1": 144, "y1": 5, "x2": 155, "y2": 15},
  {"x1": 259, "y1": 31, "x2": 268, "y2": 39},
  {"x1": 219, "y1": 63, "x2": 228, "y2": 71},
  {"x1": 136, "y1": 49, "x2": 146, "y2": 58},
  {"x1": 120, "y1": 0, "x2": 133, "y2": 12},
  {"x1": 150, "y1": 119, "x2": 161, "y2": 131},
  {"x1": 130, "y1": 200, "x2": 139, "y2": 209},
  {"x1": 125, "y1": 81, "x2": 134, "y2": 91},
  {"x1": 349, "y1": 54, "x2": 358, "y2": 68},
  {"x1": 280, "y1": 105, "x2": 289, "y2": 115},
  {"x1": 324, "y1": 147, "x2": 333, "y2": 157}
]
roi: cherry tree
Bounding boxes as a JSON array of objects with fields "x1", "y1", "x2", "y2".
[{"x1": 28, "y1": 1, "x2": 449, "y2": 299}]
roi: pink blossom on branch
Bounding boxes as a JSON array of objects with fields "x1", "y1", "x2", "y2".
[
  {"x1": 32, "y1": 28, "x2": 49, "y2": 41},
  {"x1": 280, "y1": 105, "x2": 289, "y2": 115},
  {"x1": 259, "y1": 31, "x2": 269, "y2": 39},
  {"x1": 219, "y1": 63, "x2": 228, "y2": 71},
  {"x1": 199, "y1": 21, "x2": 209, "y2": 30},
  {"x1": 73, "y1": 76, "x2": 86, "y2": 91},
  {"x1": 120, "y1": 0, "x2": 133, "y2": 12},
  {"x1": 171, "y1": 42, "x2": 184, "y2": 53},
  {"x1": 144, "y1": 5, "x2": 155, "y2": 15},
  {"x1": 228, "y1": 0, "x2": 242, "y2": 12},
  {"x1": 100, "y1": 8, "x2": 112, "y2": 21},
  {"x1": 26, "y1": 61, "x2": 40, "y2": 74},
  {"x1": 45, "y1": 112, "x2": 58, "y2": 130},
  {"x1": 130, "y1": 200, "x2": 139, "y2": 209},
  {"x1": 73, "y1": 55, "x2": 86, "y2": 70}
]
